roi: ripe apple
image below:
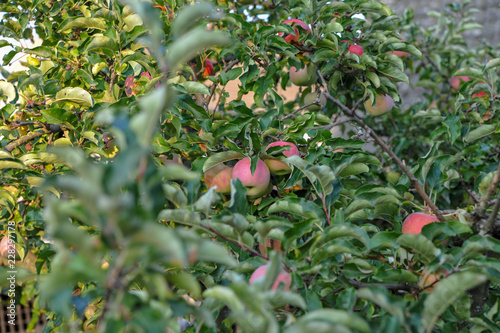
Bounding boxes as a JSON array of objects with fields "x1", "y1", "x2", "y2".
[
  {"x1": 401, "y1": 212, "x2": 440, "y2": 234},
  {"x1": 387, "y1": 50, "x2": 409, "y2": 58},
  {"x1": 364, "y1": 94, "x2": 394, "y2": 116},
  {"x1": 302, "y1": 91, "x2": 326, "y2": 111},
  {"x1": 450, "y1": 76, "x2": 471, "y2": 90},
  {"x1": 204, "y1": 163, "x2": 233, "y2": 194},
  {"x1": 418, "y1": 267, "x2": 450, "y2": 292},
  {"x1": 249, "y1": 265, "x2": 291, "y2": 291},
  {"x1": 472, "y1": 82, "x2": 488, "y2": 98},
  {"x1": 280, "y1": 19, "x2": 310, "y2": 44},
  {"x1": 232, "y1": 157, "x2": 270, "y2": 198},
  {"x1": 348, "y1": 44, "x2": 364, "y2": 56},
  {"x1": 264, "y1": 141, "x2": 300, "y2": 175},
  {"x1": 290, "y1": 64, "x2": 317, "y2": 86},
  {"x1": 0, "y1": 236, "x2": 17, "y2": 259}
]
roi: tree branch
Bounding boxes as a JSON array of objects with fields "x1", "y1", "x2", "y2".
[{"x1": 317, "y1": 70, "x2": 445, "y2": 222}]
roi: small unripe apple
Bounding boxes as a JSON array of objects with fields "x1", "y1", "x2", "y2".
[
  {"x1": 348, "y1": 44, "x2": 364, "y2": 56},
  {"x1": 290, "y1": 64, "x2": 317, "y2": 86},
  {"x1": 364, "y1": 94, "x2": 394, "y2": 116},
  {"x1": 401, "y1": 212, "x2": 440, "y2": 234},
  {"x1": 450, "y1": 76, "x2": 471, "y2": 90},
  {"x1": 264, "y1": 141, "x2": 300, "y2": 175},
  {"x1": 249, "y1": 265, "x2": 291, "y2": 291},
  {"x1": 232, "y1": 158, "x2": 270, "y2": 198},
  {"x1": 302, "y1": 91, "x2": 327, "y2": 111},
  {"x1": 204, "y1": 164, "x2": 233, "y2": 194}
]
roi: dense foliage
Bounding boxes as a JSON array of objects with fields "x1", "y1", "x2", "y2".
[{"x1": 0, "y1": 0, "x2": 499, "y2": 332}]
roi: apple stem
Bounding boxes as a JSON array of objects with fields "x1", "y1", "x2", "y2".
[{"x1": 317, "y1": 70, "x2": 446, "y2": 222}]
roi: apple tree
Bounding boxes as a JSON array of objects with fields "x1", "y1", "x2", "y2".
[{"x1": 0, "y1": 0, "x2": 499, "y2": 332}]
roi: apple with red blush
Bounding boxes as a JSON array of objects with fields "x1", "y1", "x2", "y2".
[
  {"x1": 249, "y1": 264, "x2": 291, "y2": 291},
  {"x1": 264, "y1": 141, "x2": 300, "y2": 175},
  {"x1": 232, "y1": 157, "x2": 271, "y2": 198},
  {"x1": 401, "y1": 212, "x2": 440, "y2": 234}
]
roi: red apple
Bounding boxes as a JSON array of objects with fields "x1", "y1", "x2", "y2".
[
  {"x1": 364, "y1": 94, "x2": 394, "y2": 116},
  {"x1": 348, "y1": 44, "x2": 364, "y2": 56},
  {"x1": 280, "y1": 19, "x2": 310, "y2": 44},
  {"x1": 401, "y1": 212, "x2": 440, "y2": 234},
  {"x1": 450, "y1": 76, "x2": 471, "y2": 90},
  {"x1": 472, "y1": 82, "x2": 488, "y2": 98},
  {"x1": 204, "y1": 164, "x2": 233, "y2": 194},
  {"x1": 249, "y1": 265, "x2": 291, "y2": 291},
  {"x1": 232, "y1": 157, "x2": 270, "y2": 198},
  {"x1": 290, "y1": 64, "x2": 317, "y2": 86},
  {"x1": 203, "y1": 59, "x2": 214, "y2": 78},
  {"x1": 264, "y1": 141, "x2": 300, "y2": 175}
]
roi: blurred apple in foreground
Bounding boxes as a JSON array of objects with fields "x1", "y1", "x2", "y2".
[
  {"x1": 450, "y1": 76, "x2": 471, "y2": 90},
  {"x1": 249, "y1": 265, "x2": 291, "y2": 291},
  {"x1": 264, "y1": 141, "x2": 300, "y2": 175}
]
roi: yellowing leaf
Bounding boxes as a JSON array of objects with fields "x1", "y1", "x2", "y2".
[{"x1": 55, "y1": 87, "x2": 94, "y2": 107}]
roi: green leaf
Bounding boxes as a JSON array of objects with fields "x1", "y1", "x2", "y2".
[
  {"x1": 338, "y1": 163, "x2": 369, "y2": 177},
  {"x1": 180, "y1": 81, "x2": 210, "y2": 95},
  {"x1": 396, "y1": 234, "x2": 440, "y2": 263},
  {"x1": 158, "y1": 209, "x2": 202, "y2": 226},
  {"x1": 203, "y1": 151, "x2": 242, "y2": 172},
  {"x1": 197, "y1": 240, "x2": 236, "y2": 266},
  {"x1": 58, "y1": 18, "x2": 107, "y2": 32},
  {"x1": 25, "y1": 46, "x2": 54, "y2": 58},
  {"x1": 452, "y1": 68, "x2": 484, "y2": 80},
  {"x1": 166, "y1": 28, "x2": 231, "y2": 71},
  {"x1": 123, "y1": 14, "x2": 143, "y2": 32},
  {"x1": 421, "y1": 272, "x2": 487, "y2": 333},
  {"x1": 324, "y1": 22, "x2": 343, "y2": 33},
  {"x1": 0, "y1": 80, "x2": 16, "y2": 102},
  {"x1": 86, "y1": 36, "x2": 118, "y2": 52},
  {"x1": 464, "y1": 124, "x2": 496, "y2": 143},
  {"x1": 54, "y1": 87, "x2": 94, "y2": 107},
  {"x1": 0, "y1": 161, "x2": 25, "y2": 169},
  {"x1": 172, "y1": 2, "x2": 221, "y2": 38},
  {"x1": 485, "y1": 58, "x2": 500, "y2": 71},
  {"x1": 268, "y1": 197, "x2": 325, "y2": 222},
  {"x1": 285, "y1": 309, "x2": 370, "y2": 333}
]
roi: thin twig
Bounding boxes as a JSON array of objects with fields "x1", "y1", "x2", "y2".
[
  {"x1": 345, "y1": 276, "x2": 418, "y2": 293},
  {"x1": 3, "y1": 129, "x2": 48, "y2": 152},
  {"x1": 317, "y1": 70, "x2": 445, "y2": 222},
  {"x1": 201, "y1": 224, "x2": 268, "y2": 260},
  {"x1": 206, "y1": 58, "x2": 240, "y2": 107},
  {"x1": 282, "y1": 101, "x2": 320, "y2": 121}
]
